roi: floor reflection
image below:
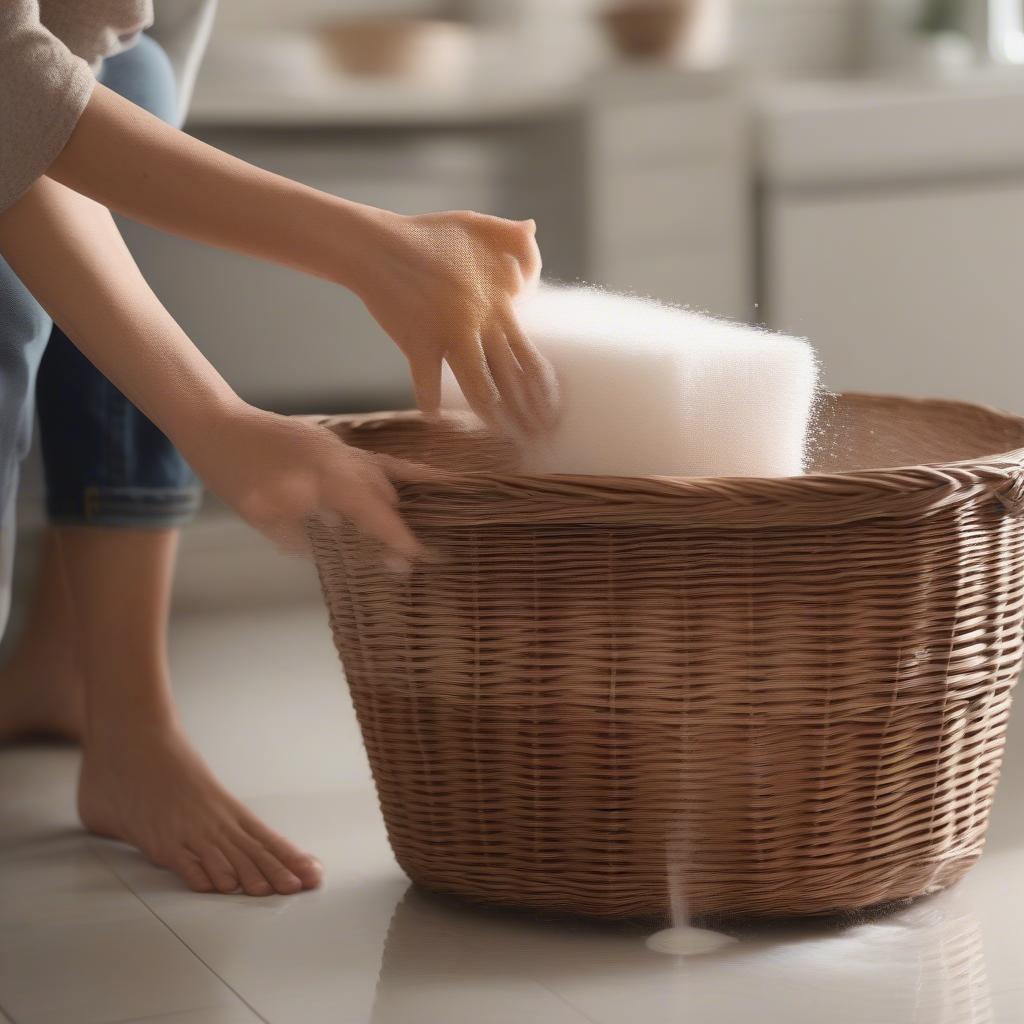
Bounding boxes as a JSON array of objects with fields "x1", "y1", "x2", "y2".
[{"x1": 369, "y1": 886, "x2": 992, "y2": 1024}]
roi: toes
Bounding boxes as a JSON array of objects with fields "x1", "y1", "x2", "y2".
[
  {"x1": 198, "y1": 843, "x2": 243, "y2": 895},
  {"x1": 222, "y1": 840, "x2": 280, "y2": 897},
  {"x1": 231, "y1": 832, "x2": 304, "y2": 895},
  {"x1": 174, "y1": 852, "x2": 215, "y2": 894},
  {"x1": 290, "y1": 853, "x2": 323, "y2": 890},
  {"x1": 238, "y1": 816, "x2": 324, "y2": 890}
]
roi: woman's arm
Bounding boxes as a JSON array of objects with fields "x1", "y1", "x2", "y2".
[
  {"x1": 48, "y1": 84, "x2": 557, "y2": 432},
  {"x1": 49, "y1": 84, "x2": 385, "y2": 293},
  {"x1": 0, "y1": 175, "x2": 428, "y2": 562}
]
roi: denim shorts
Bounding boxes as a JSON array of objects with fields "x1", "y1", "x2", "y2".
[{"x1": 0, "y1": 34, "x2": 202, "y2": 531}]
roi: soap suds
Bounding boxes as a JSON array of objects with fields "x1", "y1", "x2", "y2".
[
  {"x1": 646, "y1": 925, "x2": 737, "y2": 957},
  {"x1": 442, "y1": 283, "x2": 820, "y2": 478}
]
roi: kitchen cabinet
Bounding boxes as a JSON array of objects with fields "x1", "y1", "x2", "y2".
[
  {"x1": 585, "y1": 71, "x2": 752, "y2": 320},
  {"x1": 121, "y1": 127, "x2": 553, "y2": 410},
  {"x1": 767, "y1": 179, "x2": 1024, "y2": 414},
  {"x1": 761, "y1": 79, "x2": 1024, "y2": 415},
  {"x1": 121, "y1": 69, "x2": 749, "y2": 410}
]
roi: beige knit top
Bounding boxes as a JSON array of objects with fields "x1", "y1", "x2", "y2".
[{"x1": 0, "y1": 0, "x2": 214, "y2": 213}]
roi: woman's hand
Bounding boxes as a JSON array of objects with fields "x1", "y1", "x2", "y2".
[
  {"x1": 49, "y1": 88, "x2": 557, "y2": 435},
  {"x1": 183, "y1": 404, "x2": 435, "y2": 566},
  {"x1": 357, "y1": 210, "x2": 559, "y2": 435},
  {"x1": 0, "y1": 178, "x2": 432, "y2": 569}
]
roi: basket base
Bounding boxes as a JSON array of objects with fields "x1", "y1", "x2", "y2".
[{"x1": 395, "y1": 852, "x2": 981, "y2": 924}]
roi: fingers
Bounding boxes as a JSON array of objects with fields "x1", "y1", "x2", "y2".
[
  {"x1": 347, "y1": 497, "x2": 423, "y2": 565},
  {"x1": 360, "y1": 462, "x2": 400, "y2": 508},
  {"x1": 482, "y1": 332, "x2": 534, "y2": 435},
  {"x1": 448, "y1": 330, "x2": 544, "y2": 436},
  {"x1": 503, "y1": 315, "x2": 560, "y2": 431},
  {"x1": 368, "y1": 451, "x2": 446, "y2": 484},
  {"x1": 410, "y1": 356, "x2": 442, "y2": 418},
  {"x1": 317, "y1": 499, "x2": 419, "y2": 567},
  {"x1": 349, "y1": 453, "x2": 445, "y2": 569},
  {"x1": 446, "y1": 337, "x2": 503, "y2": 431},
  {"x1": 321, "y1": 462, "x2": 425, "y2": 569},
  {"x1": 499, "y1": 218, "x2": 541, "y2": 289},
  {"x1": 514, "y1": 219, "x2": 542, "y2": 285},
  {"x1": 298, "y1": 437, "x2": 437, "y2": 571}
]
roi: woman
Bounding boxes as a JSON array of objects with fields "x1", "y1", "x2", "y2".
[{"x1": 0, "y1": 0, "x2": 555, "y2": 898}]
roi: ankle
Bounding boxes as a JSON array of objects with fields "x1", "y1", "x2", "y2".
[{"x1": 83, "y1": 697, "x2": 181, "y2": 749}]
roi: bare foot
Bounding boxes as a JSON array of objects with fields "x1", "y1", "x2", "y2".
[
  {"x1": 78, "y1": 722, "x2": 323, "y2": 896},
  {"x1": 0, "y1": 652, "x2": 85, "y2": 743}
]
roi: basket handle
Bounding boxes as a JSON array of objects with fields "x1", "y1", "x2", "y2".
[{"x1": 996, "y1": 472, "x2": 1024, "y2": 517}]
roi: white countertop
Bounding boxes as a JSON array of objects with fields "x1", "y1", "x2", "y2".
[
  {"x1": 187, "y1": 76, "x2": 577, "y2": 128},
  {"x1": 758, "y1": 67, "x2": 1024, "y2": 188},
  {"x1": 186, "y1": 40, "x2": 736, "y2": 130}
]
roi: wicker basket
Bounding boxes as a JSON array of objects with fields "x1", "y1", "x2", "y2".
[{"x1": 308, "y1": 393, "x2": 1024, "y2": 920}]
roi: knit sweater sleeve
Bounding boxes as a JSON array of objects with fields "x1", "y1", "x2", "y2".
[{"x1": 0, "y1": 0, "x2": 95, "y2": 213}]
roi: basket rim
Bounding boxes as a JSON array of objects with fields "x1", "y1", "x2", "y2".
[{"x1": 312, "y1": 392, "x2": 1024, "y2": 527}]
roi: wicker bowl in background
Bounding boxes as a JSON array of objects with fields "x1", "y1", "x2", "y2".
[
  {"x1": 319, "y1": 17, "x2": 473, "y2": 81},
  {"x1": 308, "y1": 393, "x2": 1024, "y2": 920},
  {"x1": 599, "y1": 0, "x2": 694, "y2": 61}
]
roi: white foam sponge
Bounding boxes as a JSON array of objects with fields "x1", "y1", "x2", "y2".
[{"x1": 441, "y1": 284, "x2": 820, "y2": 478}]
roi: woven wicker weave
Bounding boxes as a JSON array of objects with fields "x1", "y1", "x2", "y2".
[{"x1": 308, "y1": 393, "x2": 1024, "y2": 920}]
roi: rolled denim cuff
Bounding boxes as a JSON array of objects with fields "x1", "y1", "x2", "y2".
[{"x1": 46, "y1": 484, "x2": 203, "y2": 529}]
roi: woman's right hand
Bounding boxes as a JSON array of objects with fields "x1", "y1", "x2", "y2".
[
  {"x1": 187, "y1": 403, "x2": 435, "y2": 567},
  {"x1": 355, "y1": 210, "x2": 559, "y2": 436}
]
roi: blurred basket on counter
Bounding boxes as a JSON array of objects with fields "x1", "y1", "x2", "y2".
[
  {"x1": 319, "y1": 16, "x2": 474, "y2": 83},
  {"x1": 599, "y1": 0, "x2": 694, "y2": 60}
]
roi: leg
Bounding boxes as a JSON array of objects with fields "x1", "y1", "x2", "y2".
[
  {"x1": 20, "y1": 37, "x2": 322, "y2": 894},
  {"x1": 62, "y1": 526, "x2": 322, "y2": 896},
  {"x1": 0, "y1": 255, "x2": 60, "y2": 736},
  {"x1": 1, "y1": 36, "x2": 194, "y2": 742},
  {"x1": 0, "y1": 530, "x2": 83, "y2": 740}
]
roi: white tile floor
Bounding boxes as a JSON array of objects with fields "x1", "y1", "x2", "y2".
[{"x1": 2, "y1": 599, "x2": 1023, "y2": 1024}]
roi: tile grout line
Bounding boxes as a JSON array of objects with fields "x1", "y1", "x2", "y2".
[
  {"x1": 535, "y1": 979, "x2": 604, "y2": 1024},
  {"x1": 86, "y1": 841, "x2": 270, "y2": 1024}
]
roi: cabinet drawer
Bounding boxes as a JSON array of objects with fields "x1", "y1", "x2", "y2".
[
  {"x1": 591, "y1": 97, "x2": 743, "y2": 168},
  {"x1": 594, "y1": 248, "x2": 746, "y2": 319},
  {"x1": 592, "y1": 161, "x2": 741, "y2": 245}
]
